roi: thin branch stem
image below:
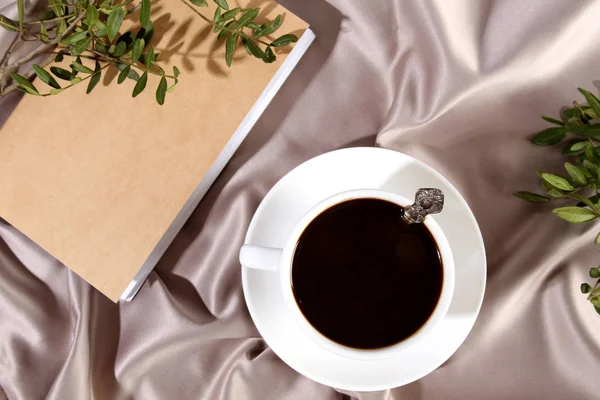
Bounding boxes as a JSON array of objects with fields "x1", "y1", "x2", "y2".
[
  {"x1": 24, "y1": 14, "x2": 75, "y2": 25},
  {"x1": 0, "y1": 53, "x2": 56, "y2": 96},
  {"x1": 0, "y1": 11, "x2": 86, "y2": 76}
]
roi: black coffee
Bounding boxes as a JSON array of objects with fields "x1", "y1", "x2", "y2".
[{"x1": 291, "y1": 198, "x2": 443, "y2": 349}]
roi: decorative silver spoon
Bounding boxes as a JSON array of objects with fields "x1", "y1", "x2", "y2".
[{"x1": 403, "y1": 188, "x2": 444, "y2": 224}]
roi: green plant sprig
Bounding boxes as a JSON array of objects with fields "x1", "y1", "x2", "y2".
[
  {"x1": 0, "y1": 0, "x2": 298, "y2": 105},
  {"x1": 515, "y1": 87, "x2": 600, "y2": 314},
  {"x1": 183, "y1": 0, "x2": 298, "y2": 67}
]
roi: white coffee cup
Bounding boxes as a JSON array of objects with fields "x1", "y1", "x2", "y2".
[{"x1": 239, "y1": 189, "x2": 455, "y2": 360}]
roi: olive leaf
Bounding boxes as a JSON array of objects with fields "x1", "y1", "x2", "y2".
[
  {"x1": 117, "y1": 65, "x2": 130, "y2": 84},
  {"x1": 254, "y1": 14, "x2": 282, "y2": 38},
  {"x1": 532, "y1": 127, "x2": 567, "y2": 146},
  {"x1": 10, "y1": 73, "x2": 39, "y2": 95},
  {"x1": 225, "y1": 33, "x2": 237, "y2": 67},
  {"x1": 214, "y1": 0, "x2": 229, "y2": 10},
  {"x1": 132, "y1": 71, "x2": 148, "y2": 97},
  {"x1": 234, "y1": 8, "x2": 259, "y2": 30},
  {"x1": 140, "y1": 0, "x2": 151, "y2": 28},
  {"x1": 190, "y1": 0, "x2": 208, "y2": 5},
  {"x1": 107, "y1": 7, "x2": 125, "y2": 41},
  {"x1": 156, "y1": 76, "x2": 167, "y2": 105},
  {"x1": 271, "y1": 33, "x2": 298, "y2": 47},
  {"x1": 553, "y1": 206, "x2": 598, "y2": 223},
  {"x1": 590, "y1": 268, "x2": 600, "y2": 278},
  {"x1": 50, "y1": 66, "x2": 73, "y2": 81},
  {"x1": 86, "y1": 61, "x2": 102, "y2": 94},
  {"x1": 541, "y1": 173, "x2": 574, "y2": 191},
  {"x1": 564, "y1": 162, "x2": 587, "y2": 185},
  {"x1": 86, "y1": 5, "x2": 99, "y2": 28},
  {"x1": 0, "y1": 14, "x2": 19, "y2": 31},
  {"x1": 578, "y1": 88, "x2": 600, "y2": 119},
  {"x1": 562, "y1": 140, "x2": 589, "y2": 156},
  {"x1": 541, "y1": 116, "x2": 565, "y2": 127},
  {"x1": 513, "y1": 191, "x2": 550, "y2": 203},
  {"x1": 32, "y1": 65, "x2": 61, "y2": 89},
  {"x1": 17, "y1": 0, "x2": 23, "y2": 28},
  {"x1": 132, "y1": 39, "x2": 144, "y2": 63}
]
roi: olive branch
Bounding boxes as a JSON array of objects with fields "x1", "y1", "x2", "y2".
[
  {"x1": 515, "y1": 87, "x2": 600, "y2": 314},
  {"x1": 0, "y1": 0, "x2": 298, "y2": 105}
]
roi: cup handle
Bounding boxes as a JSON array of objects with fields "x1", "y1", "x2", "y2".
[{"x1": 239, "y1": 245, "x2": 283, "y2": 271}]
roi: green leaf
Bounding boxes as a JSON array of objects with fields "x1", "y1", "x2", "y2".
[
  {"x1": 50, "y1": 0, "x2": 65, "y2": 17},
  {"x1": 578, "y1": 88, "x2": 600, "y2": 121},
  {"x1": 566, "y1": 122, "x2": 600, "y2": 137},
  {"x1": 225, "y1": 33, "x2": 237, "y2": 67},
  {"x1": 241, "y1": 36, "x2": 265, "y2": 60},
  {"x1": 86, "y1": 5, "x2": 99, "y2": 28},
  {"x1": 541, "y1": 173, "x2": 574, "y2": 191},
  {"x1": 112, "y1": 40, "x2": 127, "y2": 57},
  {"x1": 218, "y1": 20, "x2": 235, "y2": 39},
  {"x1": 32, "y1": 64, "x2": 60, "y2": 89},
  {"x1": 513, "y1": 191, "x2": 550, "y2": 203},
  {"x1": 569, "y1": 193, "x2": 596, "y2": 210},
  {"x1": 214, "y1": 0, "x2": 228, "y2": 10},
  {"x1": 156, "y1": 76, "x2": 167, "y2": 105},
  {"x1": 72, "y1": 36, "x2": 92, "y2": 55},
  {"x1": 562, "y1": 140, "x2": 589, "y2": 156},
  {"x1": 246, "y1": 22, "x2": 261, "y2": 31},
  {"x1": 214, "y1": 6, "x2": 222, "y2": 26},
  {"x1": 591, "y1": 298, "x2": 600, "y2": 307},
  {"x1": 532, "y1": 127, "x2": 567, "y2": 146},
  {"x1": 40, "y1": 10, "x2": 56, "y2": 20},
  {"x1": 117, "y1": 65, "x2": 130, "y2": 84},
  {"x1": 17, "y1": 0, "x2": 23, "y2": 28},
  {"x1": 57, "y1": 19, "x2": 66, "y2": 35},
  {"x1": 132, "y1": 38, "x2": 144, "y2": 63},
  {"x1": 595, "y1": 305, "x2": 600, "y2": 315},
  {"x1": 10, "y1": 73, "x2": 39, "y2": 95},
  {"x1": 583, "y1": 160, "x2": 599, "y2": 180},
  {"x1": 86, "y1": 61, "x2": 101, "y2": 94},
  {"x1": 0, "y1": 14, "x2": 19, "y2": 31},
  {"x1": 145, "y1": 46, "x2": 155, "y2": 69},
  {"x1": 234, "y1": 8, "x2": 259, "y2": 30},
  {"x1": 585, "y1": 145, "x2": 597, "y2": 163},
  {"x1": 564, "y1": 162, "x2": 587, "y2": 185},
  {"x1": 590, "y1": 268, "x2": 600, "y2": 278},
  {"x1": 270, "y1": 33, "x2": 298, "y2": 47},
  {"x1": 254, "y1": 14, "x2": 282, "y2": 38},
  {"x1": 140, "y1": 0, "x2": 151, "y2": 28},
  {"x1": 553, "y1": 206, "x2": 598, "y2": 223},
  {"x1": 581, "y1": 283, "x2": 593, "y2": 293},
  {"x1": 107, "y1": 7, "x2": 125, "y2": 41},
  {"x1": 190, "y1": 0, "x2": 208, "y2": 5},
  {"x1": 263, "y1": 45, "x2": 275, "y2": 63},
  {"x1": 173, "y1": 66, "x2": 180, "y2": 78},
  {"x1": 50, "y1": 66, "x2": 72, "y2": 81},
  {"x1": 62, "y1": 30, "x2": 89, "y2": 45},
  {"x1": 547, "y1": 188, "x2": 564, "y2": 198},
  {"x1": 49, "y1": 88, "x2": 64, "y2": 95},
  {"x1": 596, "y1": 232, "x2": 600, "y2": 244},
  {"x1": 71, "y1": 61, "x2": 94, "y2": 74},
  {"x1": 541, "y1": 115, "x2": 565, "y2": 126},
  {"x1": 39, "y1": 23, "x2": 49, "y2": 42},
  {"x1": 71, "y1": 77, "x2": 82, "y2": 84},
  {"x1": 221, "y1": 7, "x2": 241, "y2": 20},
  {"x1": 132, "y1": 71, "x2": 148, "y2": 97}
]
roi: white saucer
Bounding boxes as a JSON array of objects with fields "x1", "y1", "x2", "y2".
[{"x1": 241, "y1": 147, "x2": 486, "y2": 391}]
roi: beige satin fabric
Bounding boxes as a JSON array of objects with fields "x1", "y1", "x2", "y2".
[{"x1": 2, "y1": 0, "x2": 600, "y2": 399}]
